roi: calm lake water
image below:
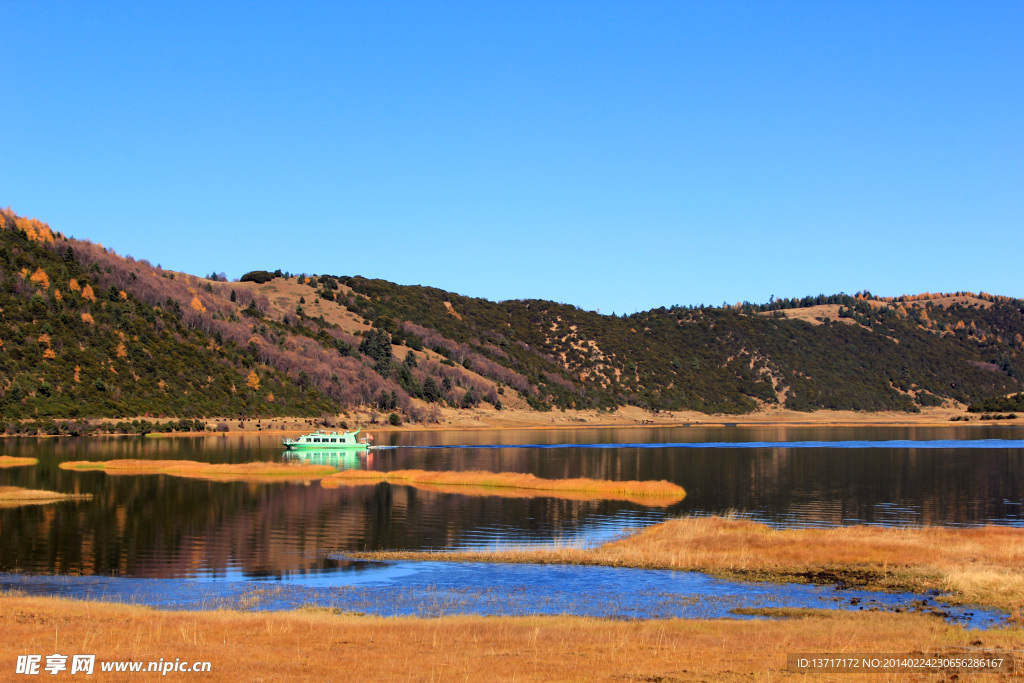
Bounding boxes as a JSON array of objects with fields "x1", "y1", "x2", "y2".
[{"x1": 1, "y1": 425, "x2": 1022, "y2": 581}]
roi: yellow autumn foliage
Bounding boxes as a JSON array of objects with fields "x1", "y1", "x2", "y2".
[
  {"x1": 69, "y1": 279, "x2": 81, "y2": 292},
  {"x1": 81, "y1": 284, "x2": 96, "y2": 302},
  {"x1": 246, "y1": 370, "x2": 260, "y2": 391},
  {"x1": 11, "y1": 214, "x2": 55, "y2": 244},
  {"x1": 29, "y1": 268, "x2": 50, "y2": 289},
  {"x1": 190, "y1": 296, "x2": 207, "y2": 314}
]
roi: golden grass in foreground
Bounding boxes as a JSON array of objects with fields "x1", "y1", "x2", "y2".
[
  {"x1": 0, "y1": 595, "x2": 1019, "y2": 682},
  {"x1": 0, "y1": 455, "x2": 38, "y2": 468},
  {"x1": 59, "y1": 459, "x2": 337, "y2": 482},
  {"x1": 355, "y1": 517, "x2": 1024, "y2": 619},
  {"x1": 321, "y1": 468, "x2": 685, "y2": 500},
  {"x1": 0, "y1": 486, "x2": 92, "y2": 508}
]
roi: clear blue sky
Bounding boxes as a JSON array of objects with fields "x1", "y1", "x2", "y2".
[{"x1": 2, "y1": 1, "x2": 1021, "y2": 314}]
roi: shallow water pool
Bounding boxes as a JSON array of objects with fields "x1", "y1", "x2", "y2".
[{"x1": 0, "y1": 561, "x2": 1008, "y2": 630}]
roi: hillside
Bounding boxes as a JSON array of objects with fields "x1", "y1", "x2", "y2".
[{"x1": 1, "y1": 208, "x2": 1022, "y2": 430}]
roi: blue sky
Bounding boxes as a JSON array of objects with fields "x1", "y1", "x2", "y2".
[{"x1": 2, "y1": 1, "x2": 1021, "y2": 314}]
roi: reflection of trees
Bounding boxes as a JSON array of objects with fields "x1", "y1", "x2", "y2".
[
  {"x1": 678, "y1": 444, "x2": 1024, "y2": 527},
  {"x1": 1, "y1": 427, "x2": 1021, "y2": 579},
  {"x1": 0, "y1": 453, "x2": 644, "y2": 579}
]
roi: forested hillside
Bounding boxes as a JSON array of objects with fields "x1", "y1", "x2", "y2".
[
  {"x1": 1, "y1": 208, "x2": 1022, "y2": 427},
  {"x1": 338, "y1": 277, "x2": 1024, "y2": 413}
]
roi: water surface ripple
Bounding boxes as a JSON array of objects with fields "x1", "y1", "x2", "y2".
[{"x1": 0, "y1": 562, "x2": 1007, "y2": 630}]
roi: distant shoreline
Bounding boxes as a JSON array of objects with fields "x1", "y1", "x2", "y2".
[{"x1": 2, "y1": 405, "x2": 1017, "y2": 439}]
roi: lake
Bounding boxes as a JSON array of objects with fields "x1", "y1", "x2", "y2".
[{"x1": 1, "y1": 424, "x2": 1022, "y2": 580}]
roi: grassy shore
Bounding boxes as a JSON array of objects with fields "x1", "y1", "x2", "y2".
[
  {"x1": 1, "y1": 594, "x2": 1020, "y2": 681},
  {"x1": 352, "y1": 516, "x2": 1024, "y2": 620},
  {"x1": 14, "y1": 403, "x2": 1006, "y2": 438},
  {"x1": 326, "y1": 479, "x2": 682, "y2": 506},
  {"x1": 58, "y1": 459, "x2": 337, "y2": 482},
  {"x1": 0, "y1": 456, "x2": 38, "y2": 468},
  {"x1": 55, "y1": 460, "x2": 683, "y2": 504},
  {"x1": 321, "y1": 469, "x2": 685, "y2": 503},
  {"x1": 0, "y1": 486, "x2": 92, "y2": 508}
]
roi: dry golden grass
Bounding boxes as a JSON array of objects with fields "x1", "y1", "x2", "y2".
[
  {"x1": 0, "y1": 486, "x2": 92, "y2": 508},
  {"x1": 0, "y1": 595, "x2": 1019, "y2": 681},
  {"x1": 321, "y1": 468, "x2": 685, "y2": 501},
  {"x1": 356, "y1": 517, "x2": 1024, "y2": 619},
  {"x1": 346, "y1": 480, "x2": 681, "y2": 507},
  {"x1": 0, "y1": 455, "x2": 38, "y2": 468},
  {"x1": 59, "y1": 459, "x2": 337, "y2": 482}
]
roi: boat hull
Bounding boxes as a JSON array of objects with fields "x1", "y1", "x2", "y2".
[{"x1": 281, "y1": 428, "x2": 372, "y2": 450}]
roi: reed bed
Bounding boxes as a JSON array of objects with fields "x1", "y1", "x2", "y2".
[
  {"x1": 340, "y1": 480, "x2": 681, "y2": 507},
  {"x1": 1, "y1": 594, "x2": 1019, "y2": 681},
  {"x1": 59, "y1": 459, "x2": 337, "y2": 482},
  {"x1": 321, "y1": 469, "x2": 686, "y2": 500},
  {"x1": 0, "y1": 486, "x2": 92, "y2": 507},
  {"x1": 0, "y1": 455, "x2": 38, "y2": 468},
  {"x1": 355, "y1": 516, "x2": 1024, "y2": 618}
]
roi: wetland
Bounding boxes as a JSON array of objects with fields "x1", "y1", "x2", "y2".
[{"x1": 1, "y1": 424, "x2": 1022, "y2": 625}]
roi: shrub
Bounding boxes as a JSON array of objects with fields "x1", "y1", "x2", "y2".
[
  {"x1": 388, "y1": 412, "x2": 401, "y2": 426},
  {"x1": 240, "y1": 270, "x2": 276, "y2": 284}
]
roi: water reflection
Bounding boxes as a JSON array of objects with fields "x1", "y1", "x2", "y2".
[
  {"x1": 0, "y1": 426, "x2": 1021, "y2": 580},
  {"x1": 282, "y1": 449, "x2": 371, "y2": 468},
  {"x1": 0, "y1": 563, "x2": 1008, "y2": 629}
]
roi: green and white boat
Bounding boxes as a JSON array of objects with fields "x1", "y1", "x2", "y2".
[{"x1": 282, "y1": 428, "x2": 373, "y2": 450}]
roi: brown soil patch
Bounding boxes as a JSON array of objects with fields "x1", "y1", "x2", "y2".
[
  {"x1": 907, "y1": 295, "x2": 993, "y2": 309},
  {"x1": 232, "y1": 276, "x2": 370, "y2": 335},
  {"x1": 443, "y1": 300, "x2": 463, "y2": 320},
  {"x1": 759, "y1": 304, "x2": 859, "y2": 325}
]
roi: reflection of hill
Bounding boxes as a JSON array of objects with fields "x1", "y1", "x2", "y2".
[
  {"x1": 1, "y1": 427, "x2": 1022, "y2": 580},
  {"x1": 0, "y1": 446, "x2": 652, "y2": 578}
]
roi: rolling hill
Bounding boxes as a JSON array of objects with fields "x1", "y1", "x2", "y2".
[{"x1": 1, "y1": 207, "x2": 1022, "y2": 432}]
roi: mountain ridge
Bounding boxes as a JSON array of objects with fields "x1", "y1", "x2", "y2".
[{"x1": 1, "y1": 207, "x2": 1021, "y2": 429}]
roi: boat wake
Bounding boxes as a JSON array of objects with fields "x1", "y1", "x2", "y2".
[{"x1": 395, "y1": 439, "x2": 1024, "y2": 451}]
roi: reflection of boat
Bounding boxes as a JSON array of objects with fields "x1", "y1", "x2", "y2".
[
  {"x1": 282, "y1": 429, "x2": 373, "y2": 450},
  {"x1": 283, "y1": 449, "x2": 371, "y2": 469}
]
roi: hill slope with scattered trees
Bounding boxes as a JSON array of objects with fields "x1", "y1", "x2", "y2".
[{"x1": 1, "y1": 207, "x2": 1022, "y2": 428}]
